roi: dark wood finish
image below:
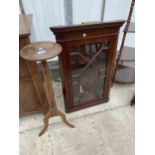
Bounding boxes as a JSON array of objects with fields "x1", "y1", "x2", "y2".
[
  {"x1": 113, "y1": 0, "x2": 135, "y2": 84},
  {"x1": 20, "y1": 42, "x2": 75, "y2": 136},
  {"x1": 19, "y1": 14, "x2": 48, "y2": 116},
  {"x1": 51, "y1": 20, "x2": 124, "y2": 33},
  {"x1": 50, "y1": 20, "x2": 125, "y2": 112}
]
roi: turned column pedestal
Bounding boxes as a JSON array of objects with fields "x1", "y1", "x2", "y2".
[{"x1": 20, "y1": 42, "x2": 75, "y2": 136}]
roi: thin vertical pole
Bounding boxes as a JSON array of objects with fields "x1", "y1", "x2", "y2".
[
  {"x1": 19, "y1": 0, "x2": 25, "y2": 15},
  {"x1": 101, "y1": 0, "x2": 106, "y2": 22},
  {"x1": 64, "y1": 0, "x2": 73, "y2": 24},
  {"x1": 113, "y1": 0, "x2": 135, "y2": 81}
]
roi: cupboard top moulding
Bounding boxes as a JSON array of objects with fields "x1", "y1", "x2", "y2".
[
  {"x1": 50, "y1": 20, "x2": 125, "y2": 32},
  {"x1": 50, "y1": 20, "x2": 125, "y2": 113},
  {"x1": 50, "y1": 20, "x2": 125, "y2": 42},
  {"x1": 50, "y1": 21, "x2": 124, "y2": 41}
]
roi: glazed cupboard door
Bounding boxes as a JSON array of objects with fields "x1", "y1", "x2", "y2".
[
  {"x1": 66, "y1": 39, "x2": 114, "y2": 111},
  {"x1": 51, "y1": 21, "x2": 125, "y2": 112}
]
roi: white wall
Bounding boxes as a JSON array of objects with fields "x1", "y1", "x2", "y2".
[
  {"x1": 22, "y1": 0, "x2": 65, "y2": 42},
  {"x1": 21, "y1": 0, "x2": 134, "y2": 49},
  {"x1": 19, "y1": 6, "x2": 21, "y2": 14},
  {"x1": 72, "y1": 0, "x2": 103, "y2": 24},
  {"x1": 104, "y1": 0, "x2": 135, "y2": 48}
]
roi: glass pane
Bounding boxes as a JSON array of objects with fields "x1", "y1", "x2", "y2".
[{"x1": 70, "y1": 41, "x2": 109, "y2": 106}]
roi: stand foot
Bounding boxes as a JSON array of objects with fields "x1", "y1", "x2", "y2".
[
  {"x1": 57, "y1": 110, "x2": 75, "y2": 128},
  {"x1": 39, "y1": 109, "x2": 75, "y2": 136},
  {"x1": 39, "y1": 111, "x2": 53, "y2": 136}
]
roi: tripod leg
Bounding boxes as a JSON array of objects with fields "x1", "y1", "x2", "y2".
[
  {"x1": 57, "y1": 110, "x2": 75, "y2": 128},
  {"x1": 39, "y1": 112, "x2": 53, "y2": 136}
]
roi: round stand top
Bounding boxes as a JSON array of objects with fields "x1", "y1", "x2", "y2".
[{"x1": 20, "y1": 42, "x2": 62, "y2": 61}]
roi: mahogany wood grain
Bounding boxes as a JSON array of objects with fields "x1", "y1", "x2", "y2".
[{"x1": 51, "y1": 21, "x2": 125, "y2": 112}]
